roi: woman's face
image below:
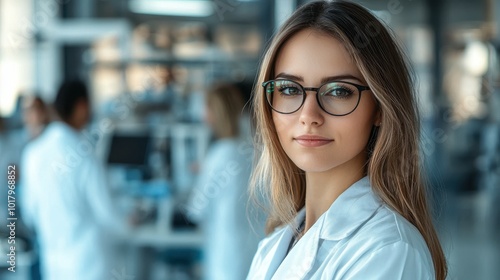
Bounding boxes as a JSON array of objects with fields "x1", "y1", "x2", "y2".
[{"x1": 272, "y1": 29, "x2": 380, "y2": 173}]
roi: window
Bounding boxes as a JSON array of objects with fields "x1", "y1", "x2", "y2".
[{"x1": 0, "y1": 0, "x2": 34, "y2": 117}]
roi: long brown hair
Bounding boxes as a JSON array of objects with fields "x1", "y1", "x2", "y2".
[{"x1": 250, "y1": 1, "x2": 447, "y2": 279}]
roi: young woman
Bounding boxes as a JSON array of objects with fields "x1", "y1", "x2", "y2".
[{"x1": 247, "y1": 1, "x2": 447, "y2": 279}]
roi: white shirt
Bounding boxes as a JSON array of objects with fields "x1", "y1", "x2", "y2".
[
  {"x1": 247, "y1": 176, "x2": 435, "y2": 280},
  {"x1": 20, "y1": 122, "x2": 127, "y2": 280},
  {"x1": 187, "y1": 138, "x2": 266, "y2": 280}
]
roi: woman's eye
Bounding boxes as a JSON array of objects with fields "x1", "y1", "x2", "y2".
[
  {"x1": 323, "y1": 87, "x2": 353, "y2": 98},
  {"x1": 279, "y1": 87, "x2": 302, "y2": 96}
]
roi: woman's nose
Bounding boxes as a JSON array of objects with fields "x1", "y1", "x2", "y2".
[{"x1": 299, "y1": 92, "x2": 324, "y2": 126}]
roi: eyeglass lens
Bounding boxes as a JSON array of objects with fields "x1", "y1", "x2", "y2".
[{"x1": 264, "y1": 80, "x2": 362, "y2": 115}]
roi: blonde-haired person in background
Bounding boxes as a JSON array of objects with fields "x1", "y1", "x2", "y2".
[
  {"x1": 247, "y1": 1, "x2": 447, "y2": 279},
  {"x1": 22, "y1": 96, "x2": 50, "y2": 140},
  {"x1": 186, "y1": 83, "x2": 265, "y2": 280}
]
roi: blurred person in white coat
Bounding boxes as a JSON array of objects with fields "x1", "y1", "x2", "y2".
[
  {"x1": 20, "y1": 80, "x2": 129, "y2": 280},
  {"x1": 186, "y1": 83, "x2": 265, "y2": 280}
]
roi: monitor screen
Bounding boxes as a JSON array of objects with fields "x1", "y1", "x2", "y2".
[{"x1": 107, "y1": 134, "x2": 151, "y2": 167}]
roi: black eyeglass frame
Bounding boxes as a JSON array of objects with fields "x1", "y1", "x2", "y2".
[{"x1": 262, "y1": 79, "x2": 371, "y2": 116}]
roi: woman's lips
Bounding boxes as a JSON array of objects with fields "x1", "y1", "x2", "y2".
[{"x1": 294, "y1": 135, "x2": 333, "y2": 147}]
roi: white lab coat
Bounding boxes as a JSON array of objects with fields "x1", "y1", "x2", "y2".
[
  {"x1": 20, "y1": 122, "x2": 127, "y2": 280},
  {"x1": 187, "y1": 138, "x2": 265, "y2": 280},
  {"x1": 247, "y1": 176, "x2": 435, "y2": 280}
]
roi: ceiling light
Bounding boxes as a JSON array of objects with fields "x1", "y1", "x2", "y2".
[{"x1": 129, "y1": 0, "x2": 214, "y2": 17}]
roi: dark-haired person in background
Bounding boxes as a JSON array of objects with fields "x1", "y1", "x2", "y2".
[{"x1": 20, "y1": 80, "x2": 129, "y2": 280}]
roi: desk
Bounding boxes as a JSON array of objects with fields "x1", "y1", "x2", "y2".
[
  {"x1": 128, "y1": 223, "x2": 203, "y2": 248},
  {"x1": 113, "y1": 182, "x2": 204, "y2": 279},
  {"x1": 123, "y1": 223, "x2": 204, "y2": 279}
]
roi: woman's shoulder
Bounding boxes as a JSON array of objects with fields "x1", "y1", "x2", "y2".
[
  {"x1": 321, "y1": 202, "x2": 431, "y2": 263},
  {"x1": 336, "y1": 204, "x2": 433, "y2": 273},
  {"x1": 316, "y1": 206, "x2": 434, "y2": 278},
  {"x1": 362, "y1": 205, "x2": 430, "y2": 251},
  {"x1": 326, "y1": 177, "x2": 430, "y2": 253}
]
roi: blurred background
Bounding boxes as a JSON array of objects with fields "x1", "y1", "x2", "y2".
[{"x1": 0, "y1": 0, "x2": 499, "y2": 279}]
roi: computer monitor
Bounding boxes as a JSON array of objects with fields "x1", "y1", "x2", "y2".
[{"x1": 107, "y1": 133, "x2": 151, "y2": 167}]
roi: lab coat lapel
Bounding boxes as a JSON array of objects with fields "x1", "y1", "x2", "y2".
[
  {"x1": 251, "y1": 226, "x2": 294, "y2": 280},
  {"x1": 271, "y1": 216, "x2": 322, "y2": 280},
  {"x1": 249, "y1": 177, "x2": 381, "y2": 280},
  {"x1": 271, "y1": 177, "x2": 378, "y2": 279},
  {"x1": 319, "y1": 176, "x2": 381, "y2": 241}
]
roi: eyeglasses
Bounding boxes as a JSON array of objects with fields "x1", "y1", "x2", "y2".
[{"x1": 262, "y1": 79, "x2": 370, "y2": 116}]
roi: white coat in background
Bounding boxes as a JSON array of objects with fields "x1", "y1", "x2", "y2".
[
  {"x1": 20, "y1": 122, "x2": 128, "y2": 280},
  {"x1": 247, "y1": 176, "x2": 435, "y2": 280},
  {"x1": 187, "y1": 137, "x2": 266, "y2": 280}
]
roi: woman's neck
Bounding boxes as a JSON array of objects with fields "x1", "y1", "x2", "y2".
[{"x1": 303, "y1": 151, "x2": 367, "y2": 233}]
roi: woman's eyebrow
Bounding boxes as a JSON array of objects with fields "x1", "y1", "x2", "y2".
[
  {"x1": 320, "y1": 75, "x2": 363, "y2": 84},
  {"x1": 275, "y1": 72, "x2": 364, "y2": 84},
  {"x1": 275, "y1": 73, "x2": 303, "y2": 81}
]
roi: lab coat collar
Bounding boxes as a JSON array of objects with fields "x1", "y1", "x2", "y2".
[
  {"x1": 46, "y1": 121, "x2": 80, "y2": 138},
  {"x1": 248, "y1": 176, "x2": 383, "y2": 280},
  {"x1": 269, "y1": 177, "x2": 380, "y2": 279},
  {"x1": 318, "y1": 176, "x2": 382, "y2": 241}
]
